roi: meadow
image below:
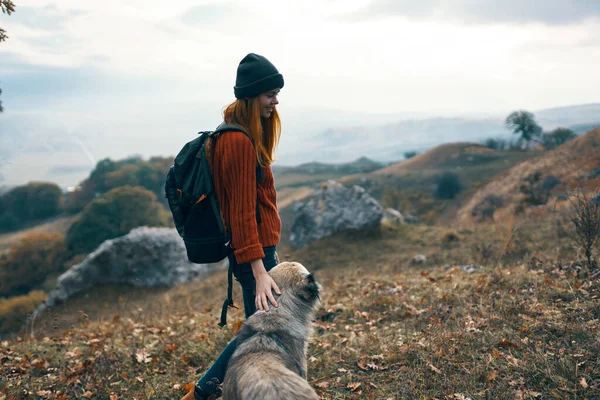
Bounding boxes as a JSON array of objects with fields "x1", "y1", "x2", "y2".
[{"x1": 1, "y1": 215, "x2": 598, "y2": 399}]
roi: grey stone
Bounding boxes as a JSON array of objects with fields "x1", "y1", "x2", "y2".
[
  {"x1": 382, "y1": 208, "x2": 404, "y2": 224},
  {"x1": 459, "y1": 264, "x2": 479, "y2": 273},
  {"x1": 357, "y1": 177, "x2": 380, "y2": 192},
  {"x1": 32, "y1": 227, "x2": 227, "y2": 317},
  {"x1": 411, "y1": 254, "x2": 427, "y2": 266},
  {"x1": 405, "y1": 215, "x2": 420, "y2": 224},
  {"x1": 289, "y1": 180, "x2": 384, "y2": 249}
]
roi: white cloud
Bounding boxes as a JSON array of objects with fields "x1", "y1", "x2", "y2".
[
  {"x1": 341, "y1": 0, "x2": 600, "y2": 25},
  {"x1": 1, "y1": 1, "x2": 600, "y2": 117}
]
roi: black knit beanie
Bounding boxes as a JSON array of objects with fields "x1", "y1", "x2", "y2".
[{"x1": 234, "y1": 53, "x2": 284, "y2": 99}]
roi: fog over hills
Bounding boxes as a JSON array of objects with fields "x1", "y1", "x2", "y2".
[{"x1": 0, "y1": 103, "x2": 598, "y2": 189}]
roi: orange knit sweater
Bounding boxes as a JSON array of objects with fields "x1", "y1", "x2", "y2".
[{"x1": 212, "y1": 131, "x2": 281, "y2": 264}]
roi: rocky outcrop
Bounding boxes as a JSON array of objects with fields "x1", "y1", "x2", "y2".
[
  {"x1": 290, "y1": 180, "x2": 383, "y2": 249},
  {"x1": 411, "y1": 254, "x2": 427, "y2": 266},
  {"x1": 405, "y1": 215, "x2": 421, "y2": 224},
  {"x1": 32, "y1": 227, "x2": 227, "y2": 317},
  {"x1": 382, "y1": 208, "x2": 404, "y2": 224}
]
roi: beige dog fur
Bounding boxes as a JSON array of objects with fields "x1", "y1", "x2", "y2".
[{"x1": 222, "y1": 262, "x2": 321, "y2": 400}]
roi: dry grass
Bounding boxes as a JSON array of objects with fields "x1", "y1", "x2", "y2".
[
  {"x1": 457, "y1": 127, "x2": 600, "y2": 226},
  {"x1": 0, "y1": 216, "x2": 76, "y2": 257},
  {"x1": 373, "y1": 143, "x2": 515, "y2": 176},
  {"x1": 276, "y1": 186, "x2": 315, "y2": 209},
  {"x1": 1, "y1": 219, "x2": 599, "y2": 399}
]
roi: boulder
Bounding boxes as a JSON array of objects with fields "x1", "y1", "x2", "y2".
[
  {"x1": 405, "y1": 214, "x2": 421, "y2": 224},
  {"x1": 459, "y1": 264, "x2": 479, "y2": 273},
  {"x1": 410, "y1": 254, "x2": 427, "y2": 266},
  {"x1": 357, "y1": 177, "x2": 380, "y2": 192},
  {"x1": 382, "y1": 208, "x2": 404, "y2": 224},
  {"x1": 32, "y1": 227, "x2": 227, "y2": 317},
  {"x1": 290, "y1": 180, "x2": 384, "y2": 249}
]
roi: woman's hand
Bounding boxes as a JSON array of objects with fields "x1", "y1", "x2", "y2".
[{"x1": 251, "y1": 259, "x2": 281, "y2": 312}]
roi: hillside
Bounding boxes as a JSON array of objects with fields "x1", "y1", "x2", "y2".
[
  {"x1": 289, "y1": 103, "x2": 600, "y2": 165},
  {"x1": 2, "y1": 216, "x2": 599, "y2": 398},
  {"x1": 536, "y1": 103, "x2": 600, "y2": 127},
  {"x1": 456, "y1": 127, "x2": 600, "y2": 226},
  {"x1": 0, "y1": 215, "x2": 75, "y2": 256},
  {"x1": 330, "y1": 142, "x2": 538, "y2": 225},
  {"x1": 374, "y1": 142, "x2": 495, "y2": 174},
  {"x1": 272, "y1": 157, "x2": 386, "y2": 189},
  {"x1": 569, "y1": 122, "x2": 599, "y2": 135},
  {"x1": 1, "y1": 131, "x2": 599, "y2": 398}
]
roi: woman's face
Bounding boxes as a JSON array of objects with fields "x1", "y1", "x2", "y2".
[{"x1": 258, "y1": 88, "x2": 280, "y2": 119}]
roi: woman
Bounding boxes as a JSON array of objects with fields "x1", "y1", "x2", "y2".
[{"x1": 182, "y1": 53, "x2": 284, "y2": 400}]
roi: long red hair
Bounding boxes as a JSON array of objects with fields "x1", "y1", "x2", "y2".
[{"x1": 222, "y1": 97, "x2": 281, "y2": 166}]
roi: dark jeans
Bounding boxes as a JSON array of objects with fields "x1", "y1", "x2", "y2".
[{"x1": 196, "y1": 246, "x2": 278, "y2": 391}]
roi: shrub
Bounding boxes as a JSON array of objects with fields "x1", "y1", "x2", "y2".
[
  {"x1": 541, "y1": 127, "x2": 577, "y2": 149},
  {"x1": 403, "y1": 151, "x2": 418, "y2": 160},
  {"x1": 0, "y1": 290, "x2": 47, "y2": 334},
  {"x1": 0, "y1": 232, "x2": 69, "y2": 297},
  {"x1": 471, "y1": 241, "x2": 495, "y2": 265},
  {"x1": 440, "y1": 229, "x2": 460, "y2": 247},
  {"x1": 65, "y1": 185, "x2": 170, "y2": 254},
  {"x1": 88, "y1": 158, "x2": 118, "y2": 194},
  {"x1": 518, "y1": 172, "x2": 561, "y2": 210},
  {"x1": 64, "y1": 179, "x2": 97, "y2": 214},
  {"x1": 567, "y1": 190, "x2": 600, "y2": 272},
  {"x1": 0, "y1": 210, "x2": 19, "y2": 232},
  {"x1": 67, "y1": 157, "x2": 172, "y2": 212},
  {"x1": 484, "y1": 137, "x2": 507, "y2": 151},
  {"x1": 0, "y1": 182, "x2": 63, "y2": 228},
  {"x1": 27, "y1": 182, "x2": 63, "y2": 220},
  {"x1": 472, "y1": 195, "x2": 504, "y2": 222},
  {"x1": 380, "y1": 186, "x2": 403, "y2": 210},
  {"x1": 434, "y1": 172, "x2": 463, "y2": 199}
]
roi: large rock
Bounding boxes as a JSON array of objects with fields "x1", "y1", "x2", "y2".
[
  {"x1": 290, "y1": 180, "x2": 384, "y2": 249},
  {"x1": 33, "y1": 227, "x2": 227, "y2": 317},
  {"x1": 382, "y1": 208, "x2": 404, "y2": 224},
  {"x1": 405, "y1": 214, "x2": 421, "y2": 224}
]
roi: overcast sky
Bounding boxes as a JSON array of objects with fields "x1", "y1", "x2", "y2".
[
  {"x1": 3, "y1": 0, "x2": 600, "y2": 112},
  {"x1": 1, "y1": 0, "x2": 599, "y2": 183}
]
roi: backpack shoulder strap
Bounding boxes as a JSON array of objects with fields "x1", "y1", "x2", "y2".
[
  {"x1": 211, "y1": 123, "x2": 264, "y2": 327},
  {"x1": 213, "y1": 122, "x2": 249, "y2": 137},
  {"x1": 211, "y1": 122, "x2": 265, "y2": 184}
]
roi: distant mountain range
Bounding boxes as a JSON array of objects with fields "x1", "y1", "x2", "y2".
[
  {"x1": 276, "y1": 103, "x2": 600, "y2": 165},
  {"x1": 273, "y1": 156, "x2": 386, "y2": 176},
  {"x1": 1, "y1": 103, "x2": 598, "y2": 189}
]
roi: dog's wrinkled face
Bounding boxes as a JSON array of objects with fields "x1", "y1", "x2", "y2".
[{"x1": 269, "y1": 262, "x2": 321, "y2": 304}]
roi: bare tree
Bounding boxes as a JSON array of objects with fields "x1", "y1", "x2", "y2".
[{"x1": 568, "y1": 190, "x2": 600, "y2": 274}]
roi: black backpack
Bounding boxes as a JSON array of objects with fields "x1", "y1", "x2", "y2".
[
  {"x1": 165, "y1": 123, "x2": 264, "y2": 326},
  {"x1": 165, "y1": 123, "x2": 264, "y2": 264}
]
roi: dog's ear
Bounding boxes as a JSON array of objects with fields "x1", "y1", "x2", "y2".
[{"x1": 301, "y1": 273, "x2": 320, "y2": 301}]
